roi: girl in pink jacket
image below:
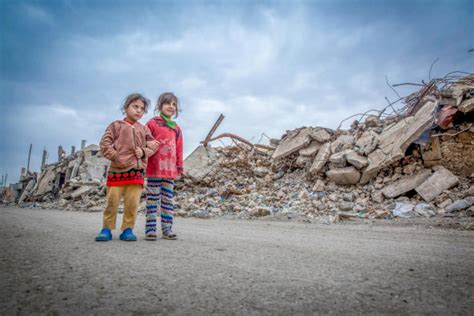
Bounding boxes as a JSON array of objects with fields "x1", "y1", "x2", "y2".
[{"x1": 145, "y1": 92, "x2": 184, "y2": 240}]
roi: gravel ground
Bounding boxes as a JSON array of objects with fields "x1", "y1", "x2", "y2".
[{"x1": 1, "y1": 206, "x2": 473, "y2": 315}]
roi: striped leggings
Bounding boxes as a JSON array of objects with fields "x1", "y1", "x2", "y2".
[{"x1": 145, "y1": 178, "x2": 175, "y2": 234}]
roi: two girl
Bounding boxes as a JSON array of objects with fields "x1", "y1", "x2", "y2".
[{"x1": 95, "y1": 92, "x2": 183, "y2": 241}]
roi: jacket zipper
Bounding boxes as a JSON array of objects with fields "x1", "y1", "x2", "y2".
[{"x1": 131, "y1": 125, "x2": 139, "y2": 169}]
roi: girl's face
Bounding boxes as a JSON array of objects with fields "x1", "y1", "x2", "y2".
[
  {"x1": 161, "y1": 101, "x2": 177, "y2": 118},
  {"x1": 125, "y1": 99, "x2": 145, "y2": 122}
]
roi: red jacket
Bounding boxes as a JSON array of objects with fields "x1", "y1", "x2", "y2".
[{"x1": 146, "y1": 117, "x2": 184, "y2": 179}]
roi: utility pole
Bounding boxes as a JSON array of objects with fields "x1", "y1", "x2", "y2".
[
  {"x1": 26, "y1": 143, "x2": 32, "y2": 174},
  {"x1": 41, "y1": 148, "x2": 48, "y2": 169}
]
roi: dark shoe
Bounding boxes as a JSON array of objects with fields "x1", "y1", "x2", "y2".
[
  {"x1": 119, "y1": 228, "x2": 137, "y2": 241},
  {"x1": 95, "y1": 228, "x2": 112, "y2": 241},
  {"x1": 162, "y1": 230, "x2": 177, "y2": 240}
]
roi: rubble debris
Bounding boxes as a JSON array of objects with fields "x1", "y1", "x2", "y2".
[
  {"x1": 355, "y1": 130, "x2": 379, "y2": 156},
  {"x1": 345, "y1": 150, "x2": 368, "y2": 169},
  {"x1": 183, "y1": 145, "x2": 219, "y2": 182},
  {"x1": 445, "y1": 198, "x2": 473, "y2": 213},
  {"x1": 70, "y1": 186, "x2": 91, "y2": 200},
  {"x1": 299, "y1": 141, "x2": 321, "y2": 157},
  {"x1": 272, "y1": 128, "x2": 313, "y2": 160},
  {"x1": 361, "y1": 99, "x2": 438, "y2": 183},
  {"x1": 381, "y1": 169, "x2": 431, "y2": 198},
  {"x1": 331, "y1": 135, "x2": 354, "y2": 154},
  {"x1": 326, "y1": 167, "x2": 361, "y2": 185},
  {"x1": 309, "y1": 143, "x2": 331, "y2": 176},
  {"x1": 415, "y1": 167, "x2": 460, "y2": 202},
  {"x1": 3, "y1": 73, "x2": 473, "y2": 225},
  {"x1": 458, "y1": 98, "x2": 474, "y2": 113}
]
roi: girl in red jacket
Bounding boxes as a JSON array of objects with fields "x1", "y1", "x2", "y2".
[{"x1": 145, "y1": 92, "x2": 184, "y2": 240}]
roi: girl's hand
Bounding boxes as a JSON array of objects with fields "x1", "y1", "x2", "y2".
[{"x1": 135, "y1": 148, "x2": 144, "y2": 158}]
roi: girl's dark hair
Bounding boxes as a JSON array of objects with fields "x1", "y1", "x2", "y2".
[
  {"x1": 121, "y1": 93, "x2": 150, "y2": 114},
  {"x1": 155, "y1": 92, "x2": 180, "y2": 118}
]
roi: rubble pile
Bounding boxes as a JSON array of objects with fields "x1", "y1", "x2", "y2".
[
  {"x1": 176, "y1": 74, "x2": 474, "y2": 222},
  {"x1": 4, "y1": 73, "x2": 474, "y2": 223},
  {"x1": 14, "y1": 145, "x2": 110, "y2": 212}
]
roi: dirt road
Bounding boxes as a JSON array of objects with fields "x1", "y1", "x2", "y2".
[{"x1": 0, "y1": 206, "x2": 473, "y2": 314}]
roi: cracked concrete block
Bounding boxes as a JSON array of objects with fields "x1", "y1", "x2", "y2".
[
  {"x1": 184, "y1": 145, "x2": 219, "y2": 181},
  {"x1": 82, "y1": 156, "x2": 109, "y2": 181},
  {"x1": 346, "y1": 151, "x2": 368, "y2": 169},
  {"x1": 330, "y1": 135, "x2": 354, "y2": 154},
  {"x1": 415, "y1": 167, "x2": 459, "y2": 202},
  {"x1": 381, "y1": 169, "x2": 431, "y2": 198},
  {"x1": 18, "y1": 179, "x2": 36, "y2": 204},
  {"x1": 355, "y1": 130, "x2": 379, "y2": 156},
  {"x1": 312, "y1": 179, "x2": 325, "y2": 192},
  {"x1": 326, "y1": 167, "x2": 361, "y2": 185},
  {"x1": 299, "y1": 141, "x2": 322, "y2": 157},
  {"x1": 34, "y1": 167, "x2": 56, "y2": 196},
  {"x1": 361, "y1": 100, "x2": 438, "y2": 184},
  {"x1": 309, "y1": 143, "x2": 331, "y2": 176},
  {"x1": 309, "y1": 128, "x2": 331, "y2": 143},
  {"x1": 272, "y1": 128, "x2": 313, "y2": 160},
  {"x1": 329, "y1": 151, "x2": 348, "y2": 166},
  {"x1": 365, "y1": 115, "x2": 382, "y2": 127},
  {"x1": 71, "y1": 186, "x2": 91, "y2": 200},
  {"x1": 459, "y1": 99, "x2": 474, "y2": 113}
]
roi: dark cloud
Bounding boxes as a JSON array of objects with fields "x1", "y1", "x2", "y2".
[{"x1": 1, "y1": 0, "x2": 472, "y2": 183}]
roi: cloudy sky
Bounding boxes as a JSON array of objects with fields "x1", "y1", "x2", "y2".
[{"x1": 1, "y1": 0, "x2": 473, "y2": 184}]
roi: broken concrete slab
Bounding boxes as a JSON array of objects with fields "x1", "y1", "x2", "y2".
[
  {"x1": 421, "y1": 136, "x2": 442, "y2": 167},
  {"x1": 309, "y1": 142, "x2": 331, "y2": 176},
  {"x1": 309, "y1": 128, "x2": 331, "y2": 143},
  {"x1": 329, "y1": 150, "x2": 348, "y2": 166},
  {"x1": 459, "y1": 98, "x2": 474, "y2": 113},
  {"x1": 345, "y1": 151, "x2": 368, "y2": 169},
  {"x1": 34, "y1": 167, "x2": 57, "y2": 196},
  {"x1": 415, "y1": 166, "x2": 459, "y2": 202},
  {"x1": 18, "y1": 179, "x2": 36, "y2": 204},
  {"x1": 312, "y1": 179, "x2": 325, "y2": 192},
  {"x1": 295, "y1": 155, "x2": 312, "y2": 168},
  {"x1": 355, "y1": 130, "x2": 379, "y2": 156},
  {"x1": 184, "y1": 145, "x2": 219, "y2": 181},
  {"x1": 326, "y1": 167, "x2": 361, "y2": 185},
  {"x1": 299, "y1": 141, "x2": 322, "y2": 157},
  {"x1": 70, "y1": 186, "x2": 91, "y2": 200},
  {"x1": 365, "y1": 115, "x2": 382, "y2": 127},
  {"x1": 381, "y1": 169, "x2": 432, "y2": 198},
  {"x1": 272, "y1": 128, "x2": 313, "y2": 160},
  {"x1": 81, "y1": 156, "x2": 109, "y2": 181},
  {"x1": 330, "y1": 135, "x2": 354, "y2": 154},
  {"x1": 361, "y1": 100, "x2": 438, "y2": 183}
]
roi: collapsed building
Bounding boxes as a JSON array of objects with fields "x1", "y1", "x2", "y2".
[{"x1": 4, "y1": 73, "x2": 474, "y2": 223}]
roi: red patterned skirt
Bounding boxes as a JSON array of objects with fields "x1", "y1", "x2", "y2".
[{"x1": 106, "y1": 168, "x2": 145, "y2": 187}]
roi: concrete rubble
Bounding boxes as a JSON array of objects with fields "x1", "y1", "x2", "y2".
[{"x1": 2, "y1": 74, "x2": 473, "y2": 223}]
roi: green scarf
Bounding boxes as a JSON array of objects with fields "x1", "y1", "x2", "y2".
[{"x1": 160, "y1": 112, "x2": 176, "y2": 129}]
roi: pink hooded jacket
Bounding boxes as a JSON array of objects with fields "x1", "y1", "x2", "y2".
[{"x1": 146, "y1": 117, "x2": 184, "y2": 179}]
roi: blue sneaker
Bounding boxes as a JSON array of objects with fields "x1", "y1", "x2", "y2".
[
  {"x1": 119, "y1": 228, "x2": 137, "y2": 241},
  {"x1": 95, "y1": 228, "x2": 112, "y2": 241}
]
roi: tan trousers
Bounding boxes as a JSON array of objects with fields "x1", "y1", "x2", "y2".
[{"x1": 102, "y1": 184, "x2": 142, "y2": 231}]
